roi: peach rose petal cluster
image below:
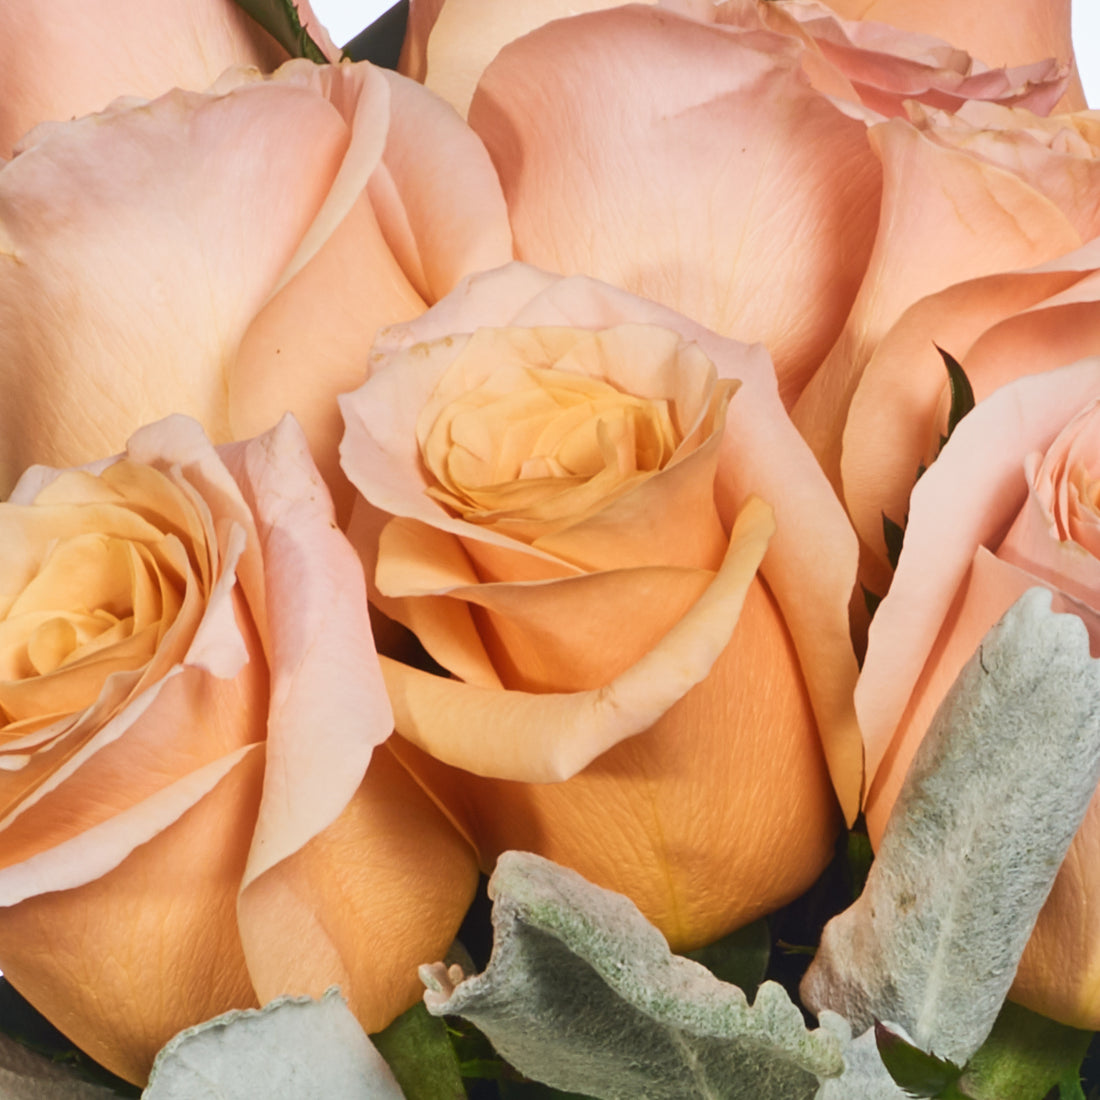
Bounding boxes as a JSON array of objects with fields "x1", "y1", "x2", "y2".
[
  {"x1": 339, "y1": 263, "x2": 862, "y2": 952},
  {"x1": 0, "y1": 415, "x2": 477, "y2": 1084},
  {"x1": 0, "y1": 55, "x2": 512, "y2": 500}
]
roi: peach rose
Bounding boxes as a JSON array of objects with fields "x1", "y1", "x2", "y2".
[
  {"x1": 0, "y1": 57, "x2": 512, "y2": 502},
  {"x1": 339, "y1": 263, "x2": 862, "y2": 952},
  {"x1": 856, "y1": 357, "x2": 1100, "y2": 1028},
  {"x1": 794, "y1": 101, "x2": 1100, "y2": 492},
  {"x1": 0, "y1": 415, "x2": 477, "y2": 1084}
]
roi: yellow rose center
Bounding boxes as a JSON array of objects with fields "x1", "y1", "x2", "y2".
[{"x1": 0, "y1": 462, "x2": 200, "y2": 738}]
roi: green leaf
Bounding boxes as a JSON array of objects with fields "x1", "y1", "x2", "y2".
[
  {"x1": 882, "y1": 512, "x2": 906, "y2": 570},
  {"x1": 875, "y1": 1023, "x2": 964, "y2": 1098},
  {"x1": 370, "y1": 1001, "x2": 465, "y2": 1100},
  {"x1": 803, "y1": 590, "x2": 1100, "y2": 1066},
  {"x1": 955, "y1": 1002, "x2": 1092, "y2": 1100},
  {"x1": 936, "y1": 345, "x2": 976, "y2": 440},
  {"x1": 682, "y1": 918, "x2": 770, "y2": 995},
  {"x1": 231, "y1": 0, "x2": 330, "y2": 62},
  {"x1": 144, "y1": 988, "x2": 404, "y2": 1099},
  {"x1": 420, "y1": 851, "x2": 847, "y2": 1099}
]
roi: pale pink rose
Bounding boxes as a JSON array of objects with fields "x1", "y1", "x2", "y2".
[
  {"x1": 819, "y1": 0, "x2": 1085, "y2": 112},
  {"x1": 339, "y1": 263, "x2": 862, "y2": 951},
  {"x1": 461, "y1": 4, "x2": 881, "y2": 407},
  {"x1": 793, "y1": 102, "x2": 1100, "y2": 491},
  {"x1": 0, "y1": 58, "x2": 512, "y2": 504},
  {"x1": 0, "y1": 415, "x2": 477, "y2": 1084},
  {"x1": 857, "y1": 359, "x2": 1100, "y2": 1028}
]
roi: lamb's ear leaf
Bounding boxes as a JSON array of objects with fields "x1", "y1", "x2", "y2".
[
  {"x1": 143, "y1": 988, "x2": 404, "y2": 1099},
  {"x1": 420, "y1": 850, "x2": 848, "y2": 1100},
  {"x1": 802, "y1": 589, "x2": 1100, "y2": 1066}
]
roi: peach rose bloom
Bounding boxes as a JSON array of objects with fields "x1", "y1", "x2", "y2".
[
  {"x1": 857, "y1": 358, "x2": 1100, "y2": 1028},
  {"x1": 794, "y1": 102, "x2": 1100, "y2": 493},
  {"x1": 0, "y1": 415, "x2": 477, "y2": 1084},
  {"x1": 339, "y1": 263, "x2": 862, "y2": 952},
  {"x1": 0, "y1": 58, "x2": 512, "y2": 502}
]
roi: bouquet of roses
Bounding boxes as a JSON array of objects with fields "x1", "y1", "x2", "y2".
[{"x1": 1, "y1": 1, "x2": 1099, "y2": 1096}]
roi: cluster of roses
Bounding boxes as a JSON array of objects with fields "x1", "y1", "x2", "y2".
[{"x1": 1, "y1": 0, "x2": 1097, "y2": 1086}]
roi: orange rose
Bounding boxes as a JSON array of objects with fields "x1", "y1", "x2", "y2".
[
  {"x1": 0, "y1": 58, "x2": 511, "y2": 502},
  {"x1": 339, "y1": 263, "x2": 862, "y2": 951},
  {"x1": 857, "y1": 357, "x2": 1100, "y2": 1028},
  {"x1": 0, "y1": 415, "x2": 476, "y2": 1083}
]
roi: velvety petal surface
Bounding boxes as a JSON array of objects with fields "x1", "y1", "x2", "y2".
[
  {"x1": 0, "y1": 0, "x2": 287, "y2": 158},
  {"x1": 469, "y1": 5, "x2": 881, "y2": 405},
  {"x1": 793, "y1": 104, "x2": 1091, "y2": 489}
]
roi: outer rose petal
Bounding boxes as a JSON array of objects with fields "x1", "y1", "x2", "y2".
[
  {"x1": 398, "y1": 0, "x2": 653, "y2": 117},
  {"x1": 0, "y1": 61, "x2": 512, "y2": 501},
  {"x1": 843, "y1": 237, "x2": 1100, "y2": 572},
  {"x1": 0, "y1": 751, "x2": 265, "y2": 1084},
  {"x1": 469, "y1": 5, "x2": 881, "y2": 406},
  {"x1": 793, "y1": 107, "x2": 1088, "y2": 489},
  {"x1": 0, "y1": 0, "x2": 287, "y2": 158},
  {"x1": 239, "y1": 743, "x2": 479, "y2": 1034},
  {"x1": 818, "y1": 0, "x2": 1085, "y2": 111},
  {"x1": 390, "y1": 570, "x2": 839, "y2": 953}
]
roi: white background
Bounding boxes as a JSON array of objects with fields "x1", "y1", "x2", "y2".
[{"x1": 310, "y1": 0, "x2": 1100, "y2": 107}]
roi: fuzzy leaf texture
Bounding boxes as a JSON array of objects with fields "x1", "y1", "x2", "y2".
[
  {"x1": 420, "y1": 851, "x2": 848, "y2": 1099},
  {"x1": 142, "y1": 988, "x2": 404, "y2": 1100},
  {"x1": 802, "y1": 588, "x2": 1100, "y2": 1066}
]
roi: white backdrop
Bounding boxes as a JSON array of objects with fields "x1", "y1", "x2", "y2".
[{"x1": 310, "y1": 0, "x2": 1100, "y2": 106}]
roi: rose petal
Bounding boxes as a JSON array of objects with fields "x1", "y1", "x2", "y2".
[
  {"x1": 469, "y1": 5, "x2": 881, "y2": 405},
  {"x1": 378, "y1": 495, "x2": 774, "y2": 781},
  {"x1": 0, "y1": 750, "x2": 264, "y2": 1084},
  {"x1": 0, "y1": 0, "x2": 287, "y2": 158},
  {"x1": 238, "y1": 742, "x2": 479, "y2": 1035}
]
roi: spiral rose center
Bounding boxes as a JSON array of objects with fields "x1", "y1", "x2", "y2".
[{"x1": 0, "y1": 463, "x2": 198, "y2": 735}]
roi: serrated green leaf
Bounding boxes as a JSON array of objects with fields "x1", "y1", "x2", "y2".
[
  {"x1": 683, "y1": 918, "x2": 770, "y2": 995},
  {"x1": 935, "y1": 346, "x2": 976, "y2": 440},
  {"x1": 803, "y1": 590, "x2": 1100, "y2": 1066},
  {"x1": 231, "y1": 0, "x2": 330, "y2": 61},
  {"x1": 875, "y1": 1023, "x2": 964, "y2": 1098},
  {"x1": 371, "y1": 1001, "x2": 464, "y2": 1100},
  {"x1": 143, "y1": 988, "x2": 403, "y2": 1099},
  {"x1": 955, "y1": 1002, "x2": 1092, "y2": 1100},
  {"x1": 420, "y1": 851, "x2": 847, "y2": 1100},
  {"x1": 882, "y1": 512, "x2": 905, "y2": 570}
]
